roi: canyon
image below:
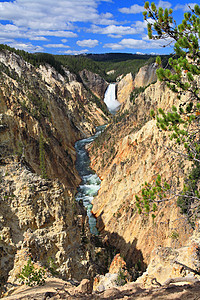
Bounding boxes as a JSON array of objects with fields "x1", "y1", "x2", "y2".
[
  {"x1": 0, "y1": 48, "x2": 200, "y2": 298},
  {"x1": 0, "y1": 49, "x2": 110, "y2": 296}
]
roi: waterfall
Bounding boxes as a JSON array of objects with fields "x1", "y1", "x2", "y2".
[{"x1": 104, "y1": 83, "x2": 121, "y2": 113}]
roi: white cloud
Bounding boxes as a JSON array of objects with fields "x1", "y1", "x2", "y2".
[
  {"x1": 0, "y1": 37, "x2": 15, "y2": 45},
  {"x1": 119, "y1": 1, "x2": 172, "y2": 14},
  {"x1": 88, "y1": 22, "x2": 146, "y2": 37},
  {"x1": 119, "y1": 4, "x2": 144, "y2": 14},
  {"x1": 104, "y1": 39, "x2": 146, "y2": 50},
  {"x1": 0, "y1": 24, "x2": 26, "y2": 39},
  {"x1": 97, "y1": 13, "x2": 115, "y2": 25},
  {"x1": 0, "y1": 0, "x2": 114, "y2": 29},
  {"x1": 174, "y1": 4, "x2": 185, "y2": 10},
  {"x1": 44, "y1": 44, "x2": 70, "y2": 48},
  {"x1": 0, "y1": 0, "x2": 116, "y2": 52},
  {"x1": 108, "y1": 34, "x2": 123, "y2": 38},
  {"x1": 103, "y1": 43, "x2": 123, "y2": 50},
  {"x1": 8, "y1": 41, "x2": 44, "y2": 52},
  {"x1": 77, "y1": 39, "x2": 99, "y2": 48},
  {"x1": 158, "y1": 1, "x2": 172, "y2": 9},
  {"x1": 174, "y1": 2, "x2": 197, "y2": 11},
  {"x1": 0, "y1": 0, "x2": 175, "y2": 54},
  {"x1": 34, "y1": 30, "x2": 77, "y2": 38},
  {"x1": 0, "y1": 24, "x2": 77, "y2": 42},
  {"x1": 104, "y1": 37, "x2": 173, "y2": 50},
  {"x1": 30, "y1": 36, "x2": 48, "y2": 41},
  {"x1": 62, "y1": 49, "x2": 89, "y2": 55},
  {"x1": 142, "y1": 34, "x2": 154, "y2": 41}
]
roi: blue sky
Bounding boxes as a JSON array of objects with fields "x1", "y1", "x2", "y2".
[{"x1": 0, "y1": 0, "x2": 197, "y2": 55}]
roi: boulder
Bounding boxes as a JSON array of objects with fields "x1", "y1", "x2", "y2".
[{"x1": 75, "y1": 279, "x2": 93, "y2": 294}]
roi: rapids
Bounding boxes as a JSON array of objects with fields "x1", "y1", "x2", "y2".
[
  {"x1": 75, "y1": 83, "x2": 120, "y2": 235},
  {"x1": 75, "y1": 126, "x2": 105, "y2": 235}
]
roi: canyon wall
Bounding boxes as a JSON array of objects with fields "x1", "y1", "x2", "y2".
[
  {"x1": 1, "y1": 51, "x2": 198, "y2": 297},
  {"x1": 0, "y1": 49, "x2": 109, "y2": 185},
  {"x1": 0, "y1": 50, "x2": 110, "y2": 295},
  {"x1": 0, "y1": 158, "x2": 110, "y2": 291},
  {"x1": 90, "y1": 79, "x2": 193, "y2": 271},
  {"x1": 116, "y1": 62, "x2": 158, "y2": 105},
  {"x1": 133, "y1": 62, "x2": 158, "y2": 88},
  {"x1": 79, "y1": 69, "x2": 108, "y2": 100},
  {"x1": 117, "y1": 73, "x2": 134, "y2": 104}
]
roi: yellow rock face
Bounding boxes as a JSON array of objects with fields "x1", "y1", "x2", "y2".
[
  {"x1": 117, "y1": 73, "x2": 134, "y2": 104},
  {"x1": 90, "y1": 80, "x2": 193, "y2": 270},
  {"x1": 0, "y1": 49, "x2": 109, "y2": 186},
  {"x1": 133, "y1": 63, "x2": 158, "y2": 88},
  {"x1": 0, "y1": 50, "x2": 110, "y2": 295}
]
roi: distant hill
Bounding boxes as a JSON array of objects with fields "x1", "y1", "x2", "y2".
[
  {"x1": 0, "y1": 44, "x2": 169, "y2": 82},
  {"x1": 54, "y1": 53, "x2": 160, "y2": 82},
  {"x1": 84, "y1": 53, "x2": 156, "y2": 62}
]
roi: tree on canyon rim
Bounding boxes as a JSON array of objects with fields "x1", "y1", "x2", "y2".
[{"x1": 135, "y1": 2, "x2": 200, "y2": 226}]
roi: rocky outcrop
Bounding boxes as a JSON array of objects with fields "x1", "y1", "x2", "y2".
[
  {"x1": 93, "y1": 254, "x2": 131, "y2": 292},
  {"x1": 116, "y1": 73, "x2": 134, "y2": 104},
  {"x1": 79, "y1": 69, "x2": 108, "y2": 100},
  {"x1": 3, "y1": 276, "x2": 200, "y2": 299},
  {"x1": 116, "y1": 63, "x2": 158, "y2": 105},
  {"x1": 133, "y1": 62, "x2": 158, "y2": 88},
  {"x1": 137, "y1": 220, "x2": 200, "y2": 286},
  {"x1": 0, "y1": 158, "x2": 109, "y2": 295}
]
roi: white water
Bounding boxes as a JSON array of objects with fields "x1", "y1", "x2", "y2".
[
  {"x1": 74, "y1": 84, "x2": 120, "y2": 234},
  {"x1": 75, "y1": 125, "x2": 106, "y2": 235},
  {"x1": 104, "y1": 83, "x2": 121, "y2": 113}
]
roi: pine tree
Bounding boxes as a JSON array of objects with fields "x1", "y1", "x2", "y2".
[{"x1": 136, "y1": 3, "x2": 200, "y2": 224}]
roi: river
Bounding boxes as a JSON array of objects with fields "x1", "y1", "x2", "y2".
[
  {"x1": 74, "y1": 83, "x2": 120, "y2": 235},
  {"x1": 75, "y1": 125, "x2": 106, "y2": 235}
]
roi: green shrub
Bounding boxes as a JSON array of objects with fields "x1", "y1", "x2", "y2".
[
  {"x1": 177, "y1": 164, "x2": 200, "y2": 222},
  {"x1": 19, "y1": 258, "x2": 46, "y2": 286},
  {"x1": 115, "y1": 268, "x2": 127, "y2": 286}
]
